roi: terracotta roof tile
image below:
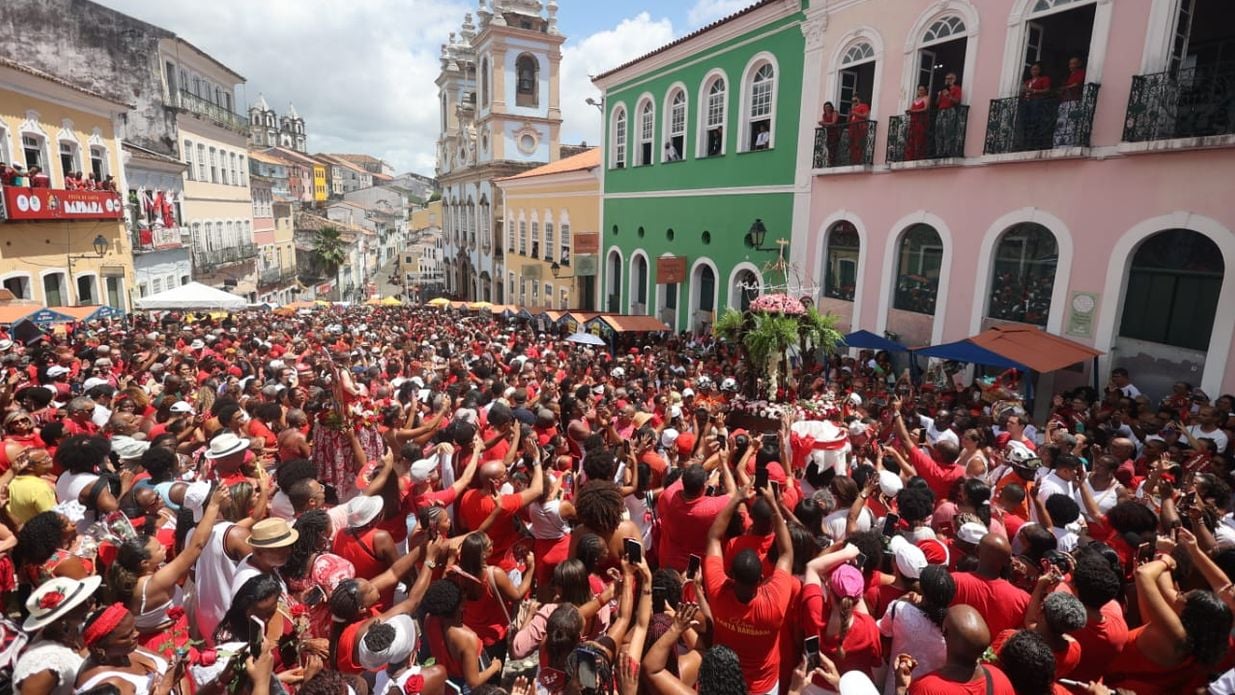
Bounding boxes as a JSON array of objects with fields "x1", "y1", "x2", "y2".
[{"x1": 500, "y1": 149, "x2": 599, "y2": 181}]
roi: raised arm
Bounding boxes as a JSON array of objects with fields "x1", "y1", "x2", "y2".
[
  {"x1": 765, "y1": 485, "x2": 793, "y2": 575},
  {"x1": 641, "y1": 604, "x2": 700, "y2": 695},
  {"x1": 150, "y1": 485, "x2": 226, "y2": 593},
  {"x1": 707, "y1": 486, "x2": 746, "y2": 558}
]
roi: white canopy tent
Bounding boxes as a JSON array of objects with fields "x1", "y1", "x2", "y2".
[{"x1": 135, "y1": 282, "x2": 248, "y2": 311}]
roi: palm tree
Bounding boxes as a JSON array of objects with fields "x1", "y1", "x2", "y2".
[{"x1": 313, "y1": 226, "x2": 347, "y2": 300}]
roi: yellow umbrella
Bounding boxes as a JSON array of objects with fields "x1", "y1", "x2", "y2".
[
  {"x1": 380, "y1": 296, "x2": 402, "y2": 305},
  {"x1": 313, "y1": 300, "x2": 331, "y2": 306},
  {"x1": 363, "y1": 297, "x2": 383, "y2": 306},
  {"x1": 427, "y1": 297, "x2": 451, "y2": 307},
  {"x1": 467, "y1": 301, "x2": 493, "y2": 311}
]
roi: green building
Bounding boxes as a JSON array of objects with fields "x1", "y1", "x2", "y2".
[{"x1": 592, "y1": 0, "x2": 806, "y2": 334}]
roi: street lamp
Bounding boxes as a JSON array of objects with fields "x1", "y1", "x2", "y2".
[
  {"x1": 744, "y1": 219, "x2": 777, "y2": 252},
  {"x1": 66, "y1": 234, "x2": 110, "y2": 305},
  {"x1": 585, "y1": 97, "x2": 604, "y2": 113},
  {"x1": 550, "y1": 261, "x2": 574, "y2": 279}
]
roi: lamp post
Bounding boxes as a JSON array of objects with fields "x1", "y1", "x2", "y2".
[
  {"x1": 66, "y1": 234, "x2": 110, "y2": 306},
  {"x1": 551, "y1": 261, "x2": 575, "y2": 309},
  {"x1": 744, "y1": 219, "x2": 778, "y2": 252}
]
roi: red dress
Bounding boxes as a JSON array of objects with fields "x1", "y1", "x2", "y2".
[
  {"x1": 332, "y1": 528, "x2": 394, "y2": 609},
  {"x1": 906, "y1": 97, "x2": 929, "y2": 159},
  {"x1": 848, "y1": 104, "x2": 872, "y2": 164}
]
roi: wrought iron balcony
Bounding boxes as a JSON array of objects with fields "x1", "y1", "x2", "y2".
[
  {"x1": 886, "y1": 105, "x2": 970, "y2": 163},
  {"x1": 1123, "y1": 63, "x2": 1235, "y2": 142},
  {"x1": 174, "y1": 90, "x2": 250, "y2": 136},
  {"x1": 193, "y1": 243, "x2": 257, "y2": 270},
  {"x1": 983, "y1": 83, "x2": 1100, "y2": 155},
  {"x1": 812, "y1": 121, "x2": 877, "y2": 169}
]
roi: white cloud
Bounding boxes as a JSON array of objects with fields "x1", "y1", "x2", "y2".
[
  {"x1": 95, "y1": 0, "x2": 468, "y2": 175},
  {"x1": 686, "y1": 0, "x2": 751, "y2": 27},
  {"x1": 559, "y1": 12, "x2": 677, "y2": 148},
  {"x1": 93, "y1": 1, "x2": 676, "y2": 174}
]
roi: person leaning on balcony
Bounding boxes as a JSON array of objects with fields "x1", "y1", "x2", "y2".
[
  {"x1": 29, "y1": 166, "x2": 50, "y2": 189},
  {"x1": 818, "y1": 102, "x2": 841, "y2": 165},
  {"x1": 937, "y1": 73, "x2": 962, "y2": 109},
  {"x1": 1054, "y1": 58, "x2": 1087, "y2": 147},
  {"x1": 847, "y1": 95, "x2": 872, "y2": 165},
  {"x1": 1022, "y1": 63, "x2": 1052, "y2": 99}
]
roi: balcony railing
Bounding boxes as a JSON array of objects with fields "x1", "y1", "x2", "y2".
[
  {"x1": 131, "y1": 225, "x2": 184, "y2": 253},
  {"x1": 886, "y1": 105, "x2": 970, "y2": 163},
  {"x1": 174, "y1": 90, "x2": 250, "y2": 136},
  {"x1": 984, "y1": 83, "x2": 1100, "y2": 155},
  {"x1": 1123, "y1": 63, "x2": 1235, "y2": 143},
  {"x1": 258, "y1": 266, "x2": 298, "y2": 287},
  {"x1": 193, "y1": 243, "x2": 257, "y2": 270},
  {"x1": 813, "y1": 120, "x2": 878, "y2": 169}
]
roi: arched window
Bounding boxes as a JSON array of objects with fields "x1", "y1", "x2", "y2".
[
  {"x1": 745, "y1": 61, "x2": 776, "y2": 150},
  {"x1": 700, "y1": 75, "x2": 727, "y2": 157},
  {"x1": 893, "y1": 224, "x2": 944, "y2": 314},
  {"x1": 1119, "y1": 229, "x2": 1223, "y2": 350},
  {"x1": 664, "y1": 88, "x2": 687, "y2": 162},
  {"x1": 43, "y1": 272, "x2": 66, "y2": 306},
  {"x1": 531, "y1": 218, "x2": 540, "y2": 258},
  {"x1": 519, "y1": 219, "x2": 528, "y2": 255},
  {"x1": 183, "y1": 140, "x2": 194, "y2": 181},
  {"x1": 732, "y1": 269, "x2": 759, "y2": 311},
  {"x1": 559, "y1": 216, "x2": 571, "y2": 265},
  {"x1": 76, "y1": 275, "x2": 97, "y2": 305},
  {"x1": 987, "y1": 223, "x2": 1058, "y2": 326},
  {"x1": 516, "y1": 54, "x2": 538, "y2": 107},
  {"x1": 610, "y1": 106, "x2": 627, "y2": 169},
  {"x1": 910, "y1": 12, "x2": 973, "y2": 117},
  {"x1": 480, "y1": 57, "x2": 490, "y2": 108},
  {"x1": 58, "y1": 134, "x2": 80, "y2": 184},
  {"x1": 823, "y1": 221, "x2": 860, "y2": 301},
  {"x1": 837, "y1": 41, "x2": 876, "y2": 118},
  {"x1": 636, "y1": 99, "x2": 655, "y2": 166},
  {"x1": 632, "y1": 255, "x2": 649, "y2": 311},
  {"x1": 606, "y1": 250, "x2": 622, "y2": 312},
  {"x1": 2, "y1": 274, "x2": 30, "y2": 300}
]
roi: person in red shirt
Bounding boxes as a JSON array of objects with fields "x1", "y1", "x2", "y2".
[
  {"x1": 906, "y1": 605, "x2": 1017, "y2": 695},
  {"x1": 457, "y1": 458, "x2": 542, "y2": 571},
  {"x1": 656, "y1": 462, "x2": 733, "y2": 571},
  {"x1": 62, "y1": 397, "x2": 100, "y2": 436},
  {"x1": 703, "y1": 485, "x2": 793, "y2": 695},
  {"x1": 950, "y1": 533, "x2": 1030, "y2": 637},
  {"x1": 889, "y1": 397, "x2": 964, "y2": 501},
  {"x1": 1065, "y1": 553, "x2": 1128, "y2": 684},
  {"x1": 803, "y1": 561, "x2": 883, "y2": 688},
  {"x1": 246, "y1": 402, "x2": 282, "y2": 451},
  {"x1": 936, "y1": 72, "x2": 962, "y2": 109},
  {"x1": 996, "y1": 414, "x2": 1037, "y2": 452}
]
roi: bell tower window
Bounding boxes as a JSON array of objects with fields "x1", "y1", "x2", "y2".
[{"x1": 516, "y1": 54, "x2": 539, "y2": 107}]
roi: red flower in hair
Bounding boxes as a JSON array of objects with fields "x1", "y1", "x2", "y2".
[
  {"x1": 37, "y1": 590, "x2": 65, "y2": 610},
  {"x1": 166, "y1": 606, "x2": 186, "y2": 621}
]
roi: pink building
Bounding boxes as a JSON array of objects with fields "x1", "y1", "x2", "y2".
[{"x1": 789, "y1": 0, "x2": 1235, "y2": 401}]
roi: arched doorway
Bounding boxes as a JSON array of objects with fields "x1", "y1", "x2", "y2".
[
  {"x1": 1115, "y1": 228, "x2": 1224, "y2": 399},
  {"x1": 690, "y1": 259, "x2": 718, "y2": 334},
  {"x1": 986, "y1": 223, "x2": 1058, "y2": 326},
  {"x1": 730, "y1": 267, "x2": 760, "y2": 311},
  {"x1": 630, "y1": 253, "x2": 649, "y2": 314},
  {"x1": 479, "y1": 271, "x2": 492, "y2": 302},
  {"x1": 606, "y1": 249, "x2": 622, "y2": 313}
]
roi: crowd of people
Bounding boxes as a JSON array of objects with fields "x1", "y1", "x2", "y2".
[
  {"x1": 0, "y1": 303, "x2": 1232, "y2": 695},
  {"x1": 0, "y1": 163, "x2": 117, "y2": 192}
]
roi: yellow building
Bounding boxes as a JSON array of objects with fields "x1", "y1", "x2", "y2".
[
  {"x1": 0, "y1": 58, "x2": 134, "y2": 309},
  {"x1": 312, "y1": 162, "x2": 328, "y2": 202},
  {"x1": 495, "y1": 149, "x2": 599, "y2": 310}
]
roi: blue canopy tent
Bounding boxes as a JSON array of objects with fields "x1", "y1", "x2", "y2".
[
  {"x1": 912, "y1": 339, "x2": 1028, "y2": 371},
  {"x1": 842, "y1": 330, "x2": 908, "y2": 353},
  {"x1": 24, "y1": 308, "x2": 80, "y2": 326}
]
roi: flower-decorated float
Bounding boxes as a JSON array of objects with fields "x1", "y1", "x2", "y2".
[{"x1": 714, "y1": 293, "x2": 843, "y2": 434}]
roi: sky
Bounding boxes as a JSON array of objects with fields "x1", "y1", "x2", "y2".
[{"x1": 93, "y1": 0, "x2": 757, "y2": 177}]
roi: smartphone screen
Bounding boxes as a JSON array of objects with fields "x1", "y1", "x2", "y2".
[
  {"x1": 770, "y1": 480, "x2": 781, "y2": 498},
  {"x1": 687, "y1": 554, "x2": 702, "y2": 580},
  {"x1": 883, "y1": 512, "x2": 900, "y2": 538},
  {"x1": 917, "y1": 428, "x2": 927, "y2": 445},
  {"x1": 755, "y1": 463, "x2": 769, "y2": 491},
  {"x1": 854, "y1": 552, "x2": 867, "y2": 569},
  {"x1": 248, "y1": 616, "x2": 265, "y2": 657},
  {"x1": 706, "y1": 484, "x2": 717, "y2": 496},
  {"x1": 624, "y1": 537, "x2": 643, "y2": 565},
  {"x1": 1136, "y1": 542, "x2": 1154, "y2": 565}
]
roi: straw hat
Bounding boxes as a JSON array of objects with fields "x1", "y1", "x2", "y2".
[{"x1": 247, "y1": 518, "x2": 299, "y2": 549}]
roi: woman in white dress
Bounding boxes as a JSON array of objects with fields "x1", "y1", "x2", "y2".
[
  {"x1": 14, "y1": 576, "x2": 102, "y2": 695},
  {"x1": 877, "y1": 565, "x2": 956, "y2": 695}
]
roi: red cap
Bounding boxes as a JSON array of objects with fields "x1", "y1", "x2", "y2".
[
  {"x1": 917, "y1": 538, "x2": 950, "y2": 566},
  {"x1": 765, "y1": 461, "x2": 787, "y2": 483},
  {"x1": 675, "y1": 432, "x2": 697, "y2": 457}
]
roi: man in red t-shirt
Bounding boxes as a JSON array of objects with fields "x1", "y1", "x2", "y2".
[
  {"x1": 458, "y1": 458, "x2": 542, "y2": 571},
  {"x1": 1067, "y1": 554, "x2": 1128, "y2": 683},
  {"x1": 890, "y1": 397, "x2": 963, "y2": 501},
  {"x1": 703, "y1": 485, "x2": 793, "y2": 695},
  {"x1": 908, "y1": 605, "x2": 1016, "y2": 695},
  {"x1": 950, "y1": 533, "x2": 1030, "y2": 637},
  {"x1": 656, "y1": 463, "x2": 732, "y2": 571}
]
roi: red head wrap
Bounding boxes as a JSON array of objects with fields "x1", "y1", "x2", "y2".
[{"x1": 82, "y1": 603, "x2": 128, "y2": 648}]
